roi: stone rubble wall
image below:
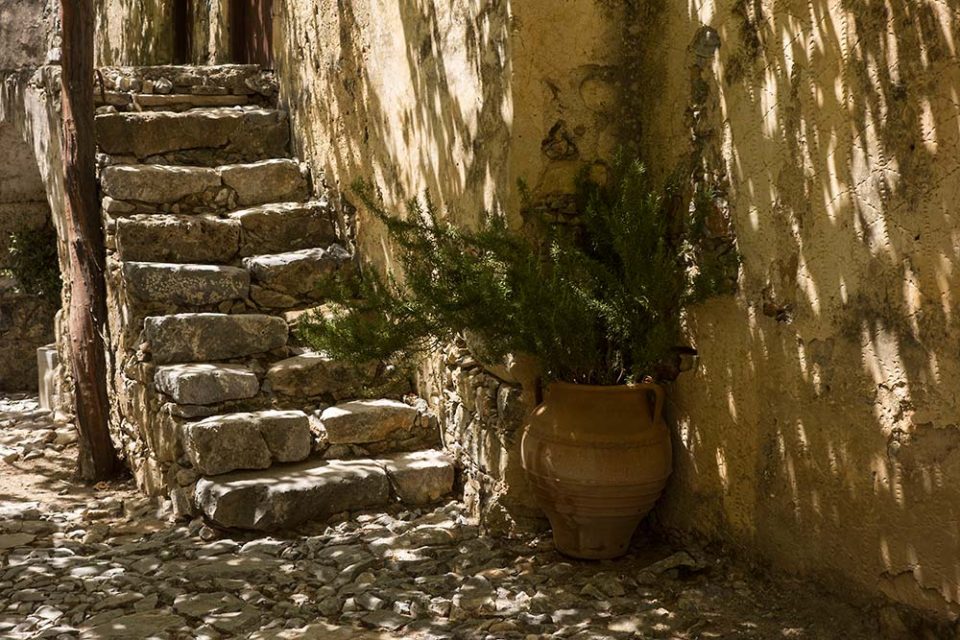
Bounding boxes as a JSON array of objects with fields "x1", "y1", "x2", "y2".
[{"x1": 433, "y1": 343, "x2": 546, "y2": 536}]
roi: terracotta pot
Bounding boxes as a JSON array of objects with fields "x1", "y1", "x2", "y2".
[{"x1": 520, "y1": 382, "x2": 672, "y2": 559}]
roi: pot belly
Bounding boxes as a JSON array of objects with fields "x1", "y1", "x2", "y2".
[{"x1": 521, "y1": 422, "x2": 672, "y2": 559}]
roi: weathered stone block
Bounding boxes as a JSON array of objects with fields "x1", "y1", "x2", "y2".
[
  {"x1": 320, "y1": 399, "x2": 419, "y2": 445},
  {"x1": 96, "y1": 108, "x2": 289, "y2": 161},
  {"x1": 378, "y1": 450, "x2": 455, "y2": 504},
  {"x1": 154, "y1": 363, "x2": 260, "y2": 405},
  {"x1": 101, "y1": 165, "x2": 220, "y2": 203},
  {"x1": 181, "y1": 410, "x2": 311, "y2": 476},
  {"x1": 230, "y1": 201, "x2": 338, "y2": 257},
  {"x1": 265, "y1": 353, "x2": 377, "y2": 399},
  {"x1": 195, "y1": 459, "x2": 391, "y2": 530},
  {"x1": 243, "y1": 245, "x2": 353, "y2": 305},
  {"x1": 183, "y1": 415, "x2": 271, "y2": 475},
  {"x1": 220, "y1": 159, "x2": 308, "y2": 206},
  {"x1": 123, "y1": 262, "x2": 249, "y2": 305},
  {"x1": 143, "y1": 313, "x2": 288, "y2": 364},
  {"x1": 116, "y1": 214, "x2": 240, "y2": 263}
]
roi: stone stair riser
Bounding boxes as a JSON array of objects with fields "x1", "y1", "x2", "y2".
[
  {"x1": 123, "y1": 263, "x2": 250, "y2": 306},
  {"x1": 96, "y1": 108, "x2": 290, "y2": 166},
  {"x1": 143, "y1": 313, "x2": 288, "y2": 365},
  {"x1": 245, "y1": 246, "x2": 355, "y2": 309},
  {"x1": 194, "y1": 451, "x2": 455, "y2": 531},
  {"x1": 99, "y1": 65, "x2": 275, "y2": 97},
  {"x1": 115, "y1": 215, "x2": 241, "y2": 264},
  {"x1": 154, "y1": 363, "x2": 261, "y2": 406},
  {"x1": 112, "y1": 203, "x2": 339, "y2": 264},
  {"x1": 182, "y1": 410, "x2": 312, "y2": 476},
  {"x1": 101, "y1": 159, "x2": 308, "y2": 213},
  {"x1": 98, "y1": 91, "x2": 254, "y2": 111}
]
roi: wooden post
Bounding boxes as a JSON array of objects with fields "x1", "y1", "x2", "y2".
[{"x1": 60, "y1": 0, "x2": 120, "y2": 481}]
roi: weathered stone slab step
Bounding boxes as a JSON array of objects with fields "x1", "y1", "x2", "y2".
[
  {"x1": 229, "y1": 201, "x2": 338, "y2": 257},
  {"x1": 101, "y1": 159, "x2": 308, "y2": 208},
  {"x1": 318, "y1": 399, "x2": 419, "y2": 445},
  {"x1": 155, "y1": 363, "x2": 260, "y2": 405},
  {"x1": 99, "y1": 65, "x2": 275, "y2": 97},
  {"x1": 244, "y1": 245, "x2": 354, "y2": 308},
  {"x1": 221, "y1": 159, "x2": 309, "y2": 207},
  {"x1": 102, "y1": 165, "x2": 220, "y2": 204},
  {"x1": 266, "y1": 353, "x2": 375, "y2": 399},
  {"x1": 122, "y1": 262, "x2": 249, "y2": 306},
  {"x1": 143, "y1": 313, "x2": 288, "y2": 364},
  {"x1": 182, "y1": 410, "x2": 311, "y2": 475},
  {"x1": 98, "y1": 92, "x2": 251, "y2": 111},
  {"x1": 195, "y1": 450, "x2": 455, "y2": 530},
  {"x1": 115, "y1": 214, "x2": 240, "y2": 263},
  {"x1": 96, "y1": 108, "x2": 290, "y2": 164},
  {"x1": 265, "y1": 352, "x2": 410, "y2": 400}
]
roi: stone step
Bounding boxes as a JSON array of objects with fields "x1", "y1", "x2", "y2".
[
  {"x1": 318, "y1": 399, "x2": 420, "y2": 445},
  {"x1": 96, "y1": 108, "x2": 290, "y2": 165},
  {"x1": 122, "y1": 262, "x2": 249, "y2": 306},
  {"x1": 229, "y1": 201, "x2": 338, "y2": 257},
  {"x1": 98, "y1": 91, "x2": 252, "y2": 111},
  {"x1": 115, "y1": 214, "x2": 241, "y2": 263},
  {"x1": 194, "y1": 450, "x2": 455, "y2": 530},
  {"x1": 244, "y1": 245, "x2": 354, "y2": 308},
  {"x1": 99, "y1": 65, "x2": 276, "y2": 97},
  {"x1": 222, "y1": 159, "x2": 310, "y2": 207},
  {"x1": 101, "y1": 165, "x2": 221, "y2": 205},
  {"x1": 101, "y1": 159, "x2": 308, "y2": 209},
  {"x1": 182, "y1": 410, "x2": 312, "y2": 476},
  {"x1": 265, "y1": 352, "x2": 410, "y2": 401},
  {"x1": 143, "y1": 313, "x2": 288, "y2": 365},
  {"x1": 154, "y1": 363, "x2": 260, "y2": 405}
]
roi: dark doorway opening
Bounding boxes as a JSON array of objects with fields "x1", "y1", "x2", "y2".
[
  {"x1": 173, "y1": 0, "x2": 193, "y2": 64},
  {"x1": 231, "y1": 0, "x2": 274, "y2": 68}
]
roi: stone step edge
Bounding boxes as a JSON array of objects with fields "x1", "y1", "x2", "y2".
[
  {"x1": 194, "y1": 450, "x2": 455, "y2": 531},
  {"x1": 100, "y1": 158, "x2": 309, "y2": 208}
]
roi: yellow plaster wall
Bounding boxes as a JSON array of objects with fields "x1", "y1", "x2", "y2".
[
  {"x1": 637, "y1": 0, "x2": 960, "y2": 618},
  {"x1": 273, "y1": 0, "x2": 624, "y2": 269}
]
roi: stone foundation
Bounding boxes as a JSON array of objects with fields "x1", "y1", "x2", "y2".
[{"x1": 430, "y1": 342, "x2": 546, "y2": 537}]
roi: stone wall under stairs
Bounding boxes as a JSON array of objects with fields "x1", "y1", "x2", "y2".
[{"x1": 95, "y1": 66, "x2": 455, "y2": 530}]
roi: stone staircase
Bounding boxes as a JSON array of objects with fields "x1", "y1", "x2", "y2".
[{"x1": 94, "y1": 65, "x2": 454, "y2": 531}]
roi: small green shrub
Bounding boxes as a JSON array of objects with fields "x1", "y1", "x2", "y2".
[
  {"x1": 7, "y1": 225, "x2": 62, "y2": 303},
  {"x1": 299, "y1": 155, "x2": 731, "y2": 384}
]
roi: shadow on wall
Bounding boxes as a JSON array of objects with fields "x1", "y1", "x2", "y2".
[
  {"x1": 0, "y1": 121, "x2": 57, "y2": 392},
  {"x1": 273, "y1": 0, "x2": 514, "y2": 275},
  {"x1": 638, "y1": 0, "x2": 960, "y2": 621},
  {"x1": 96, "y1": 0, "x2": 175, "y2": 66}
]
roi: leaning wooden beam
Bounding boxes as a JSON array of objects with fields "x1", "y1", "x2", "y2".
[{"x1": 60, "y1": 0, "x2": 120, "y2": 481}]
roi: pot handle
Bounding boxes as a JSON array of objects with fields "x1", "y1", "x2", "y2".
[{"x1": 637, "y1": 384, "x2": 664, "y2": 424}]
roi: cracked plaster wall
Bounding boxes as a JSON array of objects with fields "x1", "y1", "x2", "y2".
[{"x1": 630, "y1": 0, "x2": 960, "y2": 621}]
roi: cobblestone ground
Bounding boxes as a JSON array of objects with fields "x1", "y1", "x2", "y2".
[{"x1": 0, "y1": 395, "x2": 888, "y2": 639}]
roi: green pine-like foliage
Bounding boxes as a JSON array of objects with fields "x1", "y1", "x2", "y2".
[{"x1": 299, "y1": 156, "x2": 731, "y2": 385}]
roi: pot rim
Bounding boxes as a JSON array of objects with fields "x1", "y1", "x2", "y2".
[{"x1": 547, "y1": 381, "x2": 663, "y2": 393}]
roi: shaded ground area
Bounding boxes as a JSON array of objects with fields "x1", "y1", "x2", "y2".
[{"x1": 1, "y1": 395, "x2": 884, "y2": 639}]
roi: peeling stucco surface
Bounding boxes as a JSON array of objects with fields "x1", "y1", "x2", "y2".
[{"x1": 632, "y1": 0, "x2": 960, "y2": 619}]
